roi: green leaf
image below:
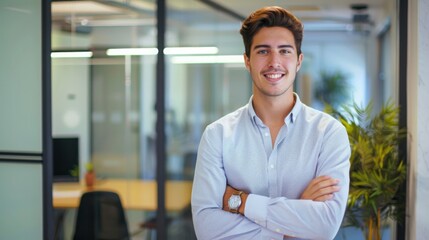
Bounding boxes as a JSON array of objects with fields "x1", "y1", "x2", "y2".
[{"x1": 328, "y1": 99, "x2": 407, "y2": 230}]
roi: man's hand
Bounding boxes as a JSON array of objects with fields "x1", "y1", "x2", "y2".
[{"x1": 300, "y1": 176, "x2": 340, "y2": 201}]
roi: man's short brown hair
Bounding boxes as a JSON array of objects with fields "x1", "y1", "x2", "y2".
[{"x1": 240, "y1": 6, "x2": 304, "y2": 58}]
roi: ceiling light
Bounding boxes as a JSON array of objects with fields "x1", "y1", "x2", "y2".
[
  {"x1": 106, "y1": 47, "x2": 218, "y2": 56},
  {"x1": 51, "y1": 51, "x2": 93, "y2": 58},
  {"x1": 170, "y1": 55, "x2": 244, "y2": 64},
  {"x1": 164, "y1": 47, "x2": 218, "y2": 55},
  {"x1": 106, "y1": 48, "x2": 159, "y2": 56}
]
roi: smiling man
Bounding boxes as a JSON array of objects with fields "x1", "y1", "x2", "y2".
[{"x1": 191, "y1": 6, "x2": 351, "y2": 240}]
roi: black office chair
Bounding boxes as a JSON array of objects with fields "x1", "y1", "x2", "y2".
[{"x1": 73, "y1": 191, "x2": 130, "y2": 240}]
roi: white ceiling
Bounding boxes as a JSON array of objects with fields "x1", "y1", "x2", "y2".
[
  {"x1": 51, "y1": 0, "x2": 390, "y2": 36},
  {"x1": 212, "y1": 0, "x2": 387, "y2": 19},
  {"x1": 199, "y1": 0, "x2": 388, "y2": 32},
  {"x1": 52, "y1": 1, "x2": 387, "y2": 23}
]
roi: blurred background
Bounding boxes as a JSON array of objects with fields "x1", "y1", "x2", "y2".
[{"x1": 50, "y1": 0, "x2": 400, "y2": 239}]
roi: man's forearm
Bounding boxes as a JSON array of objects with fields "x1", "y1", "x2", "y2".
[
  {"x1": 223, "y1": 176, "x2": 340, "y2": 214},
  {"x1": 193, "y1": 206, "x2": 284, "y2": 240},
  {"x1": 221, "y1": 175, "x2": 344, "y2": 239}
]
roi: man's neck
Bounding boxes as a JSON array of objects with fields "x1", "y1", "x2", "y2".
[{"x1": 252, "y1": 92, "x2": 295, "y2": 125}]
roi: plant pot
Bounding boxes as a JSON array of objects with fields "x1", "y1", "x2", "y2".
[{"x1": 85, "y1": 171, "x2": 95, "y2": 188}]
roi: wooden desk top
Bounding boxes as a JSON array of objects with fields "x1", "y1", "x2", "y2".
[{"x1": 53, "y1": 179, "x2": 192, "y2": 211}]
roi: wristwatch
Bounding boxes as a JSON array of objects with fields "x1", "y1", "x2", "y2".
[{"x1": 228, "y1": 191, "x2": 243, "y2": 213}]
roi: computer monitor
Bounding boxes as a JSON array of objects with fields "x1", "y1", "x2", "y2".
[{"x1": 53, "y1": 137, "x2": 79, "y2": 182}]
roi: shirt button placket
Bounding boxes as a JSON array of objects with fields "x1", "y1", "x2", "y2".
[
  {"x1": 268, "y1": 149, "x2": 277, "y2": 197},
  {"x1": 263, "y1": 130, "x2": 272, "y2": 158}
]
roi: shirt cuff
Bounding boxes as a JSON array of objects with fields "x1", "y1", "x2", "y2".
[{"x1": 244, "y1": 194, "x2": 269, "y2": 227}]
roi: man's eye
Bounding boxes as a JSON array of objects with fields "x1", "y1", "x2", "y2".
[
  {"x1": 257, "y1": 50, "x2": 268, "y2": 54},
  {"x1": 280, "y1": 49, "x2": 292, "y2": 54}
]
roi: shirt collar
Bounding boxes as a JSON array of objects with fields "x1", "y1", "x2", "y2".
[{"x1": 247, "y1": 93, "x2": 303, "y2": 126}]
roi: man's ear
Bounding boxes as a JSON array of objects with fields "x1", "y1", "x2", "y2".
[
  {"x1": 296, "y1": 53, "x2": 304, "y2": 72},
  {"x1": 244, "y1": 53, "x2": 250, "y2": 71}
]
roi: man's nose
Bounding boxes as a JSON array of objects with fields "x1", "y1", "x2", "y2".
[{"x1": 268, "y1": 53, "x2": 281, "y2": 68}]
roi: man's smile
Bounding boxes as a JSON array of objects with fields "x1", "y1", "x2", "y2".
[{"x1": 263, "y1": 72, "x2": 285, "y2": 82}]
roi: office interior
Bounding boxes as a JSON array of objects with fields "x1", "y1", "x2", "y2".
[{"x1": 0, "y1": 0, "x2": 428, "y2": 239}]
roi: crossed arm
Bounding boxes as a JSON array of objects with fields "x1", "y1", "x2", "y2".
[
  {"x1": 193, "y1": 172, "x2": 347, "y2": 239},
  {"x1": 218, "y1": 176, "x2": 343, "y2": 239},
  {"x1": 223, "y1": 175, "x2": 341, "y2": 215}
]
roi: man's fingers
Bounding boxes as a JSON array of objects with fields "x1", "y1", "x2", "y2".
[
  {"x1": 312, "y1": 186, "x2": 340, "y2": 200},
  {"x1": 301, "y1": 176, "x2": 341, "y2": 201},
  {"x1": 311, "y1": 175, "x2": 332, "y2": 184},
  {"x1": 309, "y1": 178, "x2": 339, "y2": 194},
  {"x1": 314, "y1": 194, "x2": 334, "y2": 201}
]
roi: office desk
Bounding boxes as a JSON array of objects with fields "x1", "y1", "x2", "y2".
[{"x1": 53, "y1": 179, "x2": 192, "y2": 211}]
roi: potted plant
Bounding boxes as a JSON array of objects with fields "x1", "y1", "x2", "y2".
[
  {"x1": 85, "y1": 162, "x2": 95, "y2": 188},
  {"x1": 327, "y1": 100, "x2": 407, "y2": 240},
  {"x1": 314, "y1": 70, "x2": 350, "y2": 110},
  {"x1": 70, "y1": 164, "x2": 79, "y2": 179}
]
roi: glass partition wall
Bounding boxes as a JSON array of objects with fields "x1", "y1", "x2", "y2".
[
  {"x1": 51, "y1": 0, "x2": 399, "y2": 239},
  {"x1": 51, "y1": 1, "x2": 158, "y2": 238},
  {"x1": 0, "y1": 1, "x2": 45, "y2": 239},
  {"x1": 164, "y1": 1, "x2": 251, "y2": 238},
  {"x1": 51, "y1": 1, "x2": 249, "y2": 238}
]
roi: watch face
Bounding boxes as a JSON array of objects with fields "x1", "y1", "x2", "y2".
[{"x1": 228, "y1": 195, "x2": 241, "y2": 209}]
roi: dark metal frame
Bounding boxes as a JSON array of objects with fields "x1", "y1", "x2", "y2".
[
  {"x1": 200, "y1": 0, "x2": 245, "y2": 20},
  {"x1": 156, "y1": 0, "x2": 167, "y2": 239},
  {"x1": 397, "y1": 0, "x2": 408, "y2": 239},
  {"x1": 42, "y1": 0, "x2": 53, "y2": 239}
]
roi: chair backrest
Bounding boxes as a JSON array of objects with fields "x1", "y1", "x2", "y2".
[{"x1": 73, "y1": 191, "x2": 130, "y2": 240}]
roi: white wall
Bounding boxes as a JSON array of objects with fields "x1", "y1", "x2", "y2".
[
  {"x1": 407, "y1": 0, "x2": 429, "y2": 239},
  {"x1": 52, "y1": 58, "x2": 90, "y2": 179}
]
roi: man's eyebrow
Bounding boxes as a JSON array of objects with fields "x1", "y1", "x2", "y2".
[
  {"x1": 253, "y1": 44, "x2": 295, "y2": 50},
  {"x1": 253, "y1": 44, "x2": 270, "y2": 50},
  {"x1": 278, "y1": 44, "x2": 295, "y2": 49}
]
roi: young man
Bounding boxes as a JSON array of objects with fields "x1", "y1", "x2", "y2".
[{"x1": 191, "y1": 6, "x2": 350, "y2": 240}]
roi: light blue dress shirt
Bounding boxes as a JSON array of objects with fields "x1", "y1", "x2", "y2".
[{"x1": 191, "y1": 94, "x2": 350, "y2": 240}]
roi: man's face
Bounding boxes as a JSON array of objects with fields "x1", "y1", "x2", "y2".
[{"x1": 244, "y1": 26, "x2": 303, "y2": 98}]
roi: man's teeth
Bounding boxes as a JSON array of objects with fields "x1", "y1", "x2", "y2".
[{"x1": 266, "y1": 74, "x2": 282, "y2": 78}]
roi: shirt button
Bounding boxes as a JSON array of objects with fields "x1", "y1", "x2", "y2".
[
  {"x1": 276, "y1": 228, "x2": 281, "y2": 233},
  {"x1": 264, "y1": 132, "x2": 269, "y2": 137},
  {"x1": 270, "y1": 164, "x2": 275, "y2": 169}
]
